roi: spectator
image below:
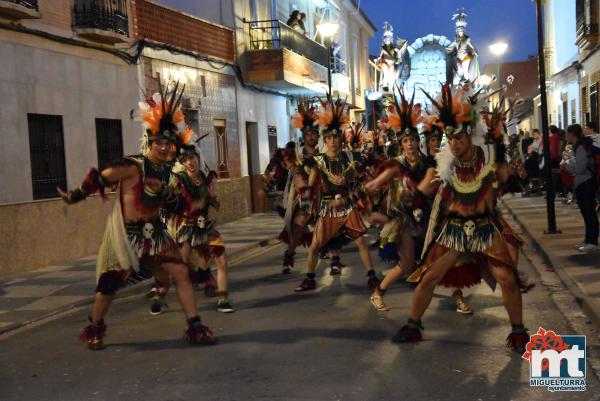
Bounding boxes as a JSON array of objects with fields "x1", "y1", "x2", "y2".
[
  {"x1": 286, "y1": 10, "x2": 300, "y2": 29},
  {"x1": 584, "y1": 121, "x2": 598, "y2": 137},
  {"x1": 549, "y1": 125, "x2": 564, "y2": 195},
  {"x1": 562, "y1": 124, "x2": 598, "y2": 252},
  {"x1": 548, "y1": 125, "x2": 561, "y2": 168},
  {"x1": 523, "y1": 128, "x2": 542, "y2": 194},
  {"x1": 296, "y1": 12, "x2": 308, "y2": 36},
  {"x1": 520, "y1": 130, "x2": 533, "y2": 163}
]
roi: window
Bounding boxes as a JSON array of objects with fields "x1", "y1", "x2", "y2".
[
  {"x1": 268, "y1": 125, "x2": 278, "y2": 157},
  {"x1": 95, "y1": 118, "x2": 123, "y2": 171},
  {"x1": 214, "y1": 119, "x2": 229, "y2": 179},
  {"x1": 27, "y1": 114, "x2": 67, "y2": 200},
  {"x1": 571, "y1": 99, "x2": 577, "y2": 124},
  {"x1": 591, "y1": 83, "x2": 598, "y2": 127}
]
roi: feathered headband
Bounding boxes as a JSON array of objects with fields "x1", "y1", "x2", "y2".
[
  {"x1": 179, "y1": 128, "x2": 209, "y2": 160},
  {"x1": 343, "y1": 119, "x2": 367, "y2": 148},
  {"x1": 387, "y1": 88, "x2": 423, "y2": 140},
  {"x1": 422, "y1": 83, "x2": 476, "y2": 138},
  {"x1": 138, "y1": 80, "x2": 186, "y2": 153},
  {"x1": 292, "y1": 98, "x2": 317, "y2": 134},
  {"x1": 316, "y1": 94, "x2": 350, "y2": 137},
  {"x1": 480, "y1": 96, "x2": 510, "y2": 144}
]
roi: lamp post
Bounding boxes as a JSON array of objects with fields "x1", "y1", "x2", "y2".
[
  {"x1": 489, "y1": 42, "x2": 508, "y2": 91},
  {"x1": 535, "y1": 0, "x2": 558, "y2": 233},
  {"x1": 316, "y1": 0, "x2": 339, "y2": 95}
]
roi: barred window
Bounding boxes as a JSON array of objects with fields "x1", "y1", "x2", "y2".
[
  {"x1": 214, "y1": 119, "x2": 229, "y2": 179},
  {"x1": 27, "y1": 114, "x2": 67, "y2": 200},
  {"x1": 95, "y1": 118, "x2": 123, "y2": 170}
]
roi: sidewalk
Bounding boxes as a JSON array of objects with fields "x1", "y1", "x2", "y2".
[
  {"x1": 501, "y1": 194, "x2": 600, "y2": 327},
  {"x1": 0, "y1": 213, "x2": 282, "y2": 334}
]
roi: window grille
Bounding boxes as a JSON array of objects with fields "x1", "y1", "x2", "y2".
[
  {"x1": 27, "y1": 114, "x2": 67, "y2": 200},
  {"x1": 214, "y1": 119, "x2": 229, "y2": 179},
  {"x1": 95, "y1": 118, "x2": 123, "y2": 171}
]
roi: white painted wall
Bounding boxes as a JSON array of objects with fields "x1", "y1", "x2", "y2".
[
  {"x1": 0, "y1": 39, "x2": 139, "y2": 204},
  {"x1": 235, "y1": 83, "x2": 289, "y2": 176}
]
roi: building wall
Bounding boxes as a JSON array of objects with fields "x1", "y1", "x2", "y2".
[
  {"x1": 133, "y1": 0, "x2": 235, "y2": 62},
  {"x1": 0, "y1": 31, "x2": 140, "y2": 204}
]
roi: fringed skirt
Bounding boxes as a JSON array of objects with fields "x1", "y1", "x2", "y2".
[
  {"x1": 176, "y1": 220, "x2": 225, "y2": 258},
  {"x1": 312, "y1": 205, "x2": 367, "y2": 250},
  {"x1": 408, "y1": 215, "x2": 516, "y2": 291}
]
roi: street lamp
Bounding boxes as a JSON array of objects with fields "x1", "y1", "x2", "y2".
[
  {"x1": 489, "y1": 42, "x2": 508, "y2": 90},
  {"x1": 535, "y1": 0, "x2": 558, "y2": 233},
  {"x1": 316, "y1": 0, "x2": 339, "y2": 96}
]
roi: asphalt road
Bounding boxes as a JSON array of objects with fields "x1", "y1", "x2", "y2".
[{"x1": 2, "y1": 236, "x2": 599, "y2": 401}]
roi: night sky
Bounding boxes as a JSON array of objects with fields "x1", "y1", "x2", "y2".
[{"x1": 360, "y1": 0, "x2": 539, "y2": 66}]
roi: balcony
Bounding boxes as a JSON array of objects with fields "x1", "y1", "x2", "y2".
[
  {"x1": 241, "y1": 19, "x2": 328, "y2": 93},
  {"x1": 576, "y1": 17, "x2": 599, "y2": 50},
  {"x1": 0, "y1": 0, "x2": 40, "y2": 19},
  {"x1": 576, "y1": 0, "x2": 599, "y2": 50},
  {"x1": 72, "y1": 0, "x2": 129, "y2": 44}
]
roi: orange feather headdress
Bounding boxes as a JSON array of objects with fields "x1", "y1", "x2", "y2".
[
  {"x1": 421, "y1": 83, "x2": 477, "y2": 138},
  {"x1": 292, "y1": 98, "x2": 317, "y2": 134},
  {"x1": 316, "y1": 93, "x2": 350, "y2": 137},
  {"x1": 386, "y1": 87, "x2": 423, "y2": 139},
  {"x1": 138, "y1": 80, "x2": 187, "y2": 153}
]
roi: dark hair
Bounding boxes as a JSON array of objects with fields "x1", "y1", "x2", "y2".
[
  {"x1": 289, "y1": 10, "x2": 299, "y2": 18},
  {"x1": 299, "y1": 12, "x2": 306, "y2": 19},
  {"x1": 532, "y1": 128, "x2": 540, "y2": 134},
  {"x1": 549, "y1": 125, "x2": 559, "y2": 134},
  {"x1": 586, "y1": 121, "x2": 597, "y2": 131},
  {"x1": 566, "y1": 124, "x2": 583, "y2": 138}
]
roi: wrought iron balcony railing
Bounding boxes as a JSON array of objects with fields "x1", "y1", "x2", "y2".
[
  {"x1": 245, "y1": 19, "x2": 328, "y2": 67},
  {"x1": 6, "y1": 0, "x2": 38, "y2": 10},
  {"x1": 72, "y1": 0, "x2": 129, "y2": 37}
]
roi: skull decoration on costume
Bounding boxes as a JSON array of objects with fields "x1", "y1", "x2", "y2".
[
  {"x1": 197, "y1": 215, "x2": 206, "y2": 229},
  {"x1": 463, "y1": 220, "x2": 475, "y2": 239},
  {"x1": 413, "y1": 208, "x2": 423, "y2": 223},
  {"x1": 143, "y1": 223, "x2": 154, "y2": 239}
]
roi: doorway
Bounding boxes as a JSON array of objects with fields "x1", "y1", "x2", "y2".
[{"x1": 245, "y1": 121, "x2": 261, "y2": 213}]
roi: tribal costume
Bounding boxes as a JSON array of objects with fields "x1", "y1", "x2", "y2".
[
  {"x1": 62, "y1": 81, "x2": 216, "y2": 349},
  {"x1": 169, "y1": 141, "x2": 234, "y2": 313},
  {"x1": 393, "y1": 84, "x2": 528, "y2": 352},
  {"x1": 295, "y1": 95, "x2": 380, "y2": 292},
  {"x1": 280, "y1": 99, "x2": 320, "y2": 274},
  {"x1": 367, "y1": 90, "x2": 437, "y2": 311}
]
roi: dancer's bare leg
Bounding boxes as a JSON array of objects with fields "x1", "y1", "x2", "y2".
[
  {"x1": 91, "y1": 293, "x2": 114, "y2": 324},
  {"x1": 409, "y1": 249, "x2": 460, "y2": 321},
  {"x1": 163, "y1": 262, "x2": 198, "y2": 319},
  {"x1": 355, "y1": 236, "x2": 373, "y2": 272},
  {"x1": 489, "y1": 264, "x2": 523, "y2": 325}
]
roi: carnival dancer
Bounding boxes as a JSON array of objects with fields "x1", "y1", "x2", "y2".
[
  {"x1": 393, "y1": 84, "x2": 529, "y2": 353},
  {"x1": 168, "y1": 140, "x2": 234, "y2": 314},
  {"x1": 57, "y1": 82, "x2": 216, "y2": 349},
  {"x1": 294, "y1": 95, "x2": 380, "y2": 292},
  {"x1": 280, "y1": 99, "x2": 323, "y2": 274},
  {"x1": 424, "y1": 126, "x2": 473, "y2": 314},
  {"x1": 480, "y1": 103, "x2": 535, "y2": 294},
  {"x1": 365, "y1": 91, "x2": 437, "y2": 311}
]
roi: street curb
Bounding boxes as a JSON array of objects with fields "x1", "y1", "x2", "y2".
[
  {"x1": 500, "y1": 198, "x2": 600, "y2": 329},
  {"x1": 0, "y1": 236, "x2": 280, "y2": 336}
]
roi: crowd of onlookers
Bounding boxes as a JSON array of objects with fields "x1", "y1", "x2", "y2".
[{"x1": 512, "y1": 122, "x2": 599, "y2": 252}]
